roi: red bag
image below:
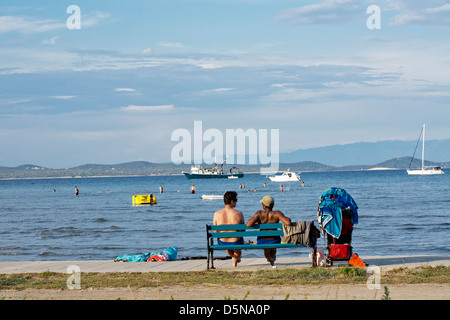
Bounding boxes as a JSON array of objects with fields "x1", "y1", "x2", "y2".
[{"x1": 328, "y1": 244, "x2": 351, "y2": 258}]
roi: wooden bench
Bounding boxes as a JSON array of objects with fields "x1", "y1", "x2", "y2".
[{"x1": 206, "y1": 223, "x2": 317, "y2": 269}]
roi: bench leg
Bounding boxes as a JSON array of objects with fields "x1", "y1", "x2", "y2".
[
  {"x1": 207, "y1": 249, "x2": 210, "y2": 270},
  {"x1": 210, "y1": 249, "x2": 215, "y2": 269},
  {"x1": 207, "y1": 247, "x2": 215, "y2": 269}
]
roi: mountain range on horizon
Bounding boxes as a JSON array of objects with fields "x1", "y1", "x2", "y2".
[
  {"x1": 279, "y1": 138, "x2": 450, "y2": 166},
  {"x1": 1, "y1": 139, "x2": 449, "y2": 178},
  {"x1": 1, "y1": 155, "x2": 448, "y2": 180}
]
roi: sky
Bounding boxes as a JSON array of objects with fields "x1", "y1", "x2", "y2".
[{"x1": 1, "y1": 0, "x2": 450, "y2": 168}]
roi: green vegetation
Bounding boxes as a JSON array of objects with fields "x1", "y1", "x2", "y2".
[{"x1": 0, "y1": 266, "x2": 448, "y2": 291}]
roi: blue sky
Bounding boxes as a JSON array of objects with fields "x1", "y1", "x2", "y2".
[{"x1": 1, "y1": 0, "x2": 450, "y2": 167}]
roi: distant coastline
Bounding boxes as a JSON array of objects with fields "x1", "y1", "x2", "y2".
[{"x1": 0, "y1": 156, "x2": 448, "y2": 180}]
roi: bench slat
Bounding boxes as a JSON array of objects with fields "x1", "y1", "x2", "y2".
[
  {"x1": 209, "y1": 230, "x2": 284, "y2": 238},
  {"x1": 208, "y1": 223, "x2": 282, "y2": 231},
  {"x1": 210, "y1": 243, "x2": 302, "y2": 250}
]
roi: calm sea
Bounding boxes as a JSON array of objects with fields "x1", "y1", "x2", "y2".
[{"x1": 0, "y1": 170, "x2": 449, "y2": 261}]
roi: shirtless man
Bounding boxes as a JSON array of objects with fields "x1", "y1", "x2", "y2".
[
  {"x1": 213, "y1": 191, "x2": 245, "y2": 267},
  {"x1": 247, "y1": 195, "x2": 291, "y2": 267}
]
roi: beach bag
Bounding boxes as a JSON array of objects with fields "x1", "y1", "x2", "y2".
[
  {"x1": 328, "y1": 244, "x2": 351, "y2": 258},
  {"x1": 147, "y1": 246, "x2": 178, "y2": 262},
  {"x1": 316, "y1": 247, "x2": 325, "y2": 266}
]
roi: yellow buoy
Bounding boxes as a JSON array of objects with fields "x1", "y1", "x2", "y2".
[{"x1": 132, "y1": 194, "x2": 157, "y2": 205}]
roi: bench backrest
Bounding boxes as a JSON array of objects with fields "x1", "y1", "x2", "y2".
[{"x1": 207, "y1": 223, "x2": 284, "y2": 239}]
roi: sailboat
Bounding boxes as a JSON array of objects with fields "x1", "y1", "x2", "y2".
[{"x1": 406, "y1": 124, "x2": 444, "y2": 175}]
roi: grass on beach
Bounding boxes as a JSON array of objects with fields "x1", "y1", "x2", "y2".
[{"x1": 0, "y1": 265, "x2": 448, "y2": 291}]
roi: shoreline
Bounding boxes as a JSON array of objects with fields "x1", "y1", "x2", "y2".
[
  {"x1": 1, "y1": 254, "x2": 449, "y2": 274},
  {"x1": 0, "y1": 169, "x2": 410, "y2": 181}
]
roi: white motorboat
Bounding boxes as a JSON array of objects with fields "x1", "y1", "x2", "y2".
[
  {"x1": 406, "y1": 124, "x2": 444, "y2": 175},
  {"x1": 201, "y1": 195, "x2": 224, "y2": 200},
  {"x1": 268, "y1": 169, "x2": 301, "y2": 182}
]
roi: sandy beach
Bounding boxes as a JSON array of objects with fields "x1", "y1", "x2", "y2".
[{"x1": 0, "y1": 255, "x2": 448, "y2": 300}]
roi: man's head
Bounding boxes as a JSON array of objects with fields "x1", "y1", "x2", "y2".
[
  {"x1": 224, "y1": 191, "x2": 238, "y2": 205},
  {"x1": 260, "y1": 195, "x2": 274, "y2": 210}
]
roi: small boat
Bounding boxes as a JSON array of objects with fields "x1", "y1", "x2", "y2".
[
  {"x1": 132, "y1": 194, "x2": 157, "y2": 205},
  {"x1": 268, "y1": 169, "x2": 301, "y2": 182},
  {"x1": 406, "y1": 124, "x2": 444, "y2": 175},
  {"x1": 202, "y1": 195, "x2": 224, "y2": 200},
  {"x1": 183, "y1": 157, "x2": 244, "y2": 179}
]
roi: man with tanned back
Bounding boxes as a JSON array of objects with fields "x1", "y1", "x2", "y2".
[
  {"x1": 213, "y1": 191, "x2": 245, "y2": 267},
  {"x1": 247, "y1": 195, "x2": 292, "y2": 267}
]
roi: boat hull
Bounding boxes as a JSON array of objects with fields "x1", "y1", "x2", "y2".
[
  {"x1": 269, "y1": 177, "x2": 300, "y2": 182},
  {"x1": 202, "y1": 195, "x2": 224, "y2": 200},
  {"x1": 406, "y1": 169, "x2": 444, "y2": 175},
  {"x1": 268, "y1": 170, "x2": 301, "y2": 182},
  {"x1": 184, "y1": 172, "x2": 244, "y2": 179}
]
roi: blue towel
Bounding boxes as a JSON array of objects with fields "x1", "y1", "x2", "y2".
[
  {"x1": 319, "y1": 199, "x2": 343, "y2": 238},
  {"x1": 319, "y1": 188, "x2": 358, "y2": 238},
  {"x1": 115, "y1": 246, "x2": 178, "y2": 262}
]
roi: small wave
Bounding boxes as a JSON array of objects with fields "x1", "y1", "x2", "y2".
[
  {"x1": 106, "y1": 225, "x2": 122, "y2": 230},
  {"x1": 0, "y1": 246, "x2": 21, "y2": 251},
  {"x1": 94, "y1": 218, "x2": 108, "y2": 222},
  {"x1": 39, "y1": 226, "x2": 82, "y2": 238}
]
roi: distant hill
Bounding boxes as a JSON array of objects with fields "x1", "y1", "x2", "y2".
[
  {"x1": 279, "y1": 139, "x2": 450, "y2": 166},
  {"x1": 0, "y1": 161, "x2": 190, "y2": 179},
  {"x1": 1, "y1": 157, "x2": 448, "y2": 179}
]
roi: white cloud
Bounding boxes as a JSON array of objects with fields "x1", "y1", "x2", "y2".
[
  {"x1": 82, "y1": 12, "x2": 111, "y2": 28},
  {"x1": 0, "y1": 11, "x2": 110, "y2": 35},
  {"x1": 274, "y1": 0, "x2": 450, "y2": 27},
  {"x1": 115, "y1": 88, "x2": 136, "y2": 92},
  {"x1": 426, "y1": 4, "x2": 450, "y2": 14},
  {"x1": 274, "y1": 0, "x2": 361, "y2": 25},
  {"x1": 120, "y1": 105, "x2": 174, "y2": 112},
  {"x1": 42, "y1": 36, "x2": 59, "y2": 45},
  {"x1": 157, "y1": 42, "x2": 186, "y2": 48},
  {"x1": 389, "y1": 1, "x2": 450, "y2": 26},
  {"x1": 200, "y1": 88, "x2": 234, "y2": 94},
  {"x1": 0, "y1": 15, "x2": 64, "y2": 34},
  {"x1": 52, "y1": 96, "x2": 76, "y2": 100}
]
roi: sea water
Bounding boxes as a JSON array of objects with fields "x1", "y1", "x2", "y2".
[{"x1": 0, "y1": 170, "x2": 449, "y2": 261}]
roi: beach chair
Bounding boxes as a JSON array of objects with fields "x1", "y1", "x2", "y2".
[{"x1": 317, "y1": 188, "x2": 358, "y2": 266}]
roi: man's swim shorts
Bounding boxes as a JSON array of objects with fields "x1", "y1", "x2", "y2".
[
  {"x1": 256, "y1": 236, "x2": 281, "y2": 244},
  {"x1": 218, "y1": 238, "x2": 244, "y2": 245}
]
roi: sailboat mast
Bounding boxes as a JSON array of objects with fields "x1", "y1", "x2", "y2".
[{"x1": 422, "y1": 123, "x2": 425, "y2": 170}]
